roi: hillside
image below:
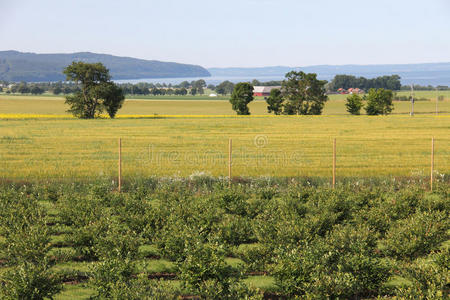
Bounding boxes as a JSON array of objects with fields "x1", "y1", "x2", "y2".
[
  {"x1": 209, "y1": 62, "x2": 450, "y2": 85},
  {"x1": 0, "y1": 51, "x2": 211, "y2": 82}
]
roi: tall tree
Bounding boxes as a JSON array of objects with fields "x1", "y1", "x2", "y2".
[
  {"x1": 266, "y1": 88, "x2": 283, "y2": 115},
  {"x1": 282, "y1": 71, "x2": 328, "y2": 115},
  {"x1": 63, "y1": 62, "x2": 124, "y2": 118},
  {"x1": 179, "y1": 81, "x2": 190, "y2": 89},
  {"x1": 17, "y1": 82, "x2": 30, "y2": 94},
  {"x1": 52, "y1": 86, "x2": 62, "y2": 95},
  {"x1": 345, "y1": 94, "x2": 364, "y2": 115},
  {"x1": 365, "y1": 88, "x2": 394, "y2": 115},
  {"x1": 251, "y1": 79, "x2": 261, "y2": 86},
  {"x1": 30, "y1": 86, "x2": 44, "y2": 95},
  {"x1": 229, "y1": 82, "x2": 254, "y2": 115},
  {"x1": 179, "y1": 87, "x2": 188, "y2": 95},
  {"x1": 216, "y1": 80, "x2": 235, "y2": 95}
]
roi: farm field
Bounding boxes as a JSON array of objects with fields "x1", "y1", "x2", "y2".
[
  {"x1": 1, "y1": 91, "x2": 450, "y2": 116},
  {"x1": 0, "y1": 92, "x2": 449, "y2": 299},
  {"x1": 0, "y1": 180, "x2": 448, "y2": 299},
  {"x1": 0, "y1": 115, "x2": 449, "y2": 180}
]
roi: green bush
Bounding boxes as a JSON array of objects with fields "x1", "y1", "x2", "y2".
[
  {"x1": 0, "y1": 189, "x2": 62, "y2": 299},
  {"x1": 113, "y1": 194, "x2": 156, "y2": 238},
  {"x1": 154, "y1": 217, "x2": 205, "y2": 261},
  {"x1": 0, "y1": 261, "x2": 62, "y2": 300},
  {"x1": 216, "y1": 190, "x2": 248, "y2": 216},
  {"x1": 214, "y1": 214, "x2": 254, "y2": 246},
  {"x1": 1, "y1": 180, "x2": 450, "y2": 299},
  {"x1": 418, "y1": 192, "x2": 450, "y2": 212},
  {"x1": 3, "y1": 220, "x2": 51, "y2": 265},
  {"x1": 178, "y1": 241, "x2": 262, "y2": 299},
  {"x1": 0, "y1": 191, "x2": 50, "y2": 264},
  {"x1": 91, "y1": 253, "x2": 180, "y2": 299},
  {"x1": 394, "y1": 252, "x2": 449, "y2": 299},
  {"x1": 69, "y1": 221, "x2": 108, "y2": 260},
  {"x1": 105, "y1": 278, "x2": 181, "y2": 300},
  {"x1": 90, "y1": 257, "x2": 135, "y2": 299},
  {"x1": 384, "y1": 188, "x2": 422, "y2": 220},
  {"x1": 382, "y1": 211, "x2": 449, "y2": 260},
  {"x1": 199, "y1": 278, "x2": 263, "y2": 300},
  {"x1": 92, "y1": 220, "x2": 141, "y2": 260},
  {"x1": 235, "y1": 243, "x2": 271, "y2": 272},
  {"x1": 178, "y1": 242, "x2": 237, "y2": 290},
  {"x1": 273, "y1": 225, "x2": 390, "y2": 298}
]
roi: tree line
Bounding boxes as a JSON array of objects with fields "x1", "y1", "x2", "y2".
[
  {"x1": 0, "y1": 62, "x2": 440, "y2": 119},
  {"x1": 0, "y1": 80, "x2": 211, "y2": 96},
  {"x1": 2, "y1": 75, "x2": 449, "y2": 97},
  {"x1": 0, "y1": 81, "x2": 81, "y2": 95},
  {"x1": 400, "y1": 84, "x2": 450, "y2": 91},
  {"x1": 1, "y1": 62, "x2": 397, "y2": 118},
  {"x1": 327, "y1": 74, "x2": 402, "y2": 91},
  {"x1": 229, "y1": 71, "x2": 394, "y2": 116}
]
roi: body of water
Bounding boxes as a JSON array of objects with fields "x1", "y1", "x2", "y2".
[
  {"x1": 115, "y1": 74, "x2": 450, "y2": 87},
  {"x1": 115, "y1": 75, "x2": 285, "y2": 86}
]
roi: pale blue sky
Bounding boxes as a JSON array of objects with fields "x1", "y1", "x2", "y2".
[{"x1": 1, "y1": 0, "x2": 449, "y2": 67}]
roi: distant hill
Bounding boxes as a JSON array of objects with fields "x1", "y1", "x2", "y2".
[
  {"x1": 0, "y1": 51, "x2": 211, "y2": 82},
  {"x1": 209, "y1": 63, "x2": 450, "y2": 86}
]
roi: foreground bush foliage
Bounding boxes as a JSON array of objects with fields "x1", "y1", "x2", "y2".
[
  {"x1": 273, "y1": 225, "x2": 390, "y2": 297},
  {"x1": 0, "y1": 186, "x2": 62, "y2": 299},
  {"x1": 0, "y1": 178, "x2": 448, "y2": 298}
]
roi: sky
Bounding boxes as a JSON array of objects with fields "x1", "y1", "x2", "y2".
[{"x1": 1, "y1": 0, "x2": 450, "y2": 68}]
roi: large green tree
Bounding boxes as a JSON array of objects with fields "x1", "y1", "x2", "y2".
[
  {"x1": 229, "y1": 82, "x2": 254, "y2": 115},
  {"x1": 63, "y1": 62, "x2": 124, "y2": 119},
  {"x1": 266, "y1": 88, "x2": 283, "y2": 115},
  {"x1": 216, "y1": 80, "x2": 235, "y2": 96},
  {"x1": 282, "y1": 71, "x2": 328, "y2": 115},
  {"x1": 345, "y1": 94, "x2": 364, "y2": 115},
  {"x1": 365, "y1": 88, "x2": 394, "y2": 115},
  {"x1": 30, "y1": 86, "x2": 44, "y2": 95},
  {"x1": 191, "y1": 79, "x2": 206, "y2": 94}
]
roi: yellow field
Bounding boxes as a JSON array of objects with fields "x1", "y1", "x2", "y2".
[
  {"x1": 0, "y1": 115, "x2": 448, "y2": 180},
  {"x1": 1, "y1": 92, "x2": 450, "y2": 116},
  {"x1": 1, "y1": 93, "x2": 449, "y2": 180}
]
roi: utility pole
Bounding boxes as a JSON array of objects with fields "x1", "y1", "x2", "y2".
[
  {"x1": 410, "y1": 84, "x2": 414, "y2": 116},
  {"x1": 436, "y1": 88, "x2": 439, "y2": 115}
]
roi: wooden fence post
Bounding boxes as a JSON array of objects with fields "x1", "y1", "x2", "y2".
[
  {"x1": 431, "y1": 137, "x2": 434, "y2": 192},
  {"x1": 118, "y1": 137, "x2": 122, "y2": 192},
  {"x1": 332, "y1": 138, "x2": 336, "y2": 188},
  {"x1": 228, "y1": 138, "x2": 232, "y2": 187}
]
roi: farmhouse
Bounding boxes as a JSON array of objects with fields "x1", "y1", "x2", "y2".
[
  {"x1": 337, "y1": 87, "x2": 364, "y2": 94},
  {"x1": 253, "y1": 86, "x2": 281, "y2": 97}
]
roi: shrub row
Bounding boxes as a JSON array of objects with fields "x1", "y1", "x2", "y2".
[{"x1": 0, "y1": 178, "x2": 448, "y2": 298}]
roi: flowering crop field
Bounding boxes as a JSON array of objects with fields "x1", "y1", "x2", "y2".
[
  {"x1": 1, "y1": 92, "x2": 450, "y2": 116},
  {"x1": 0, "y1": 114, "x2": 448, "y2": 180}
]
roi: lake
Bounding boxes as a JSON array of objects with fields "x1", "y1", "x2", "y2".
[{"x1": 115, "y1": 73, "x2": 450, "y2": 87}]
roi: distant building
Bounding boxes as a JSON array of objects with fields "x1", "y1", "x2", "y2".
[
  {"x1": 337, "y1": 88, "x2": 364, "y2": 94},
  {"x1": 253, "y1": 86, "x2": 281, "y2": 97},
  {"x1": 209, "y1": 93, "x2": 217, "y2": 97}
]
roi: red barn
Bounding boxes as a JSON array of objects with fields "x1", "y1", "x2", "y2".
[{"x1": 253, "y1": 86, "x2": 281, "y2": 97}]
